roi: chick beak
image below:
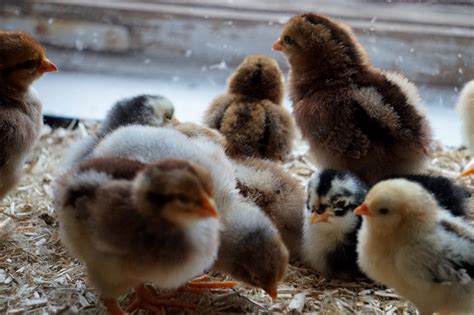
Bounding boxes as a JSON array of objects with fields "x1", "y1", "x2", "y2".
[
  {"x1": 272, "y1": 39, "x2": 283, "y2": 51},
  {"x1": 354, "y1": 203, "x2": 373, "y2": 217},
  {"x1": 310, "y1": 212, "x2": 332, "y2": 224},
  {"x1": 38, "y1": 58, "x2": 58, "y2": 74},
  {"x1": 461, "y1": 168, "x2": 474, "y2": 177},
  {"x1": 265, "y1": 286, "x2": 278, "y2": 300},
  {"x1": 197, "y1": 195, "x2": 219, "y2": 218}
]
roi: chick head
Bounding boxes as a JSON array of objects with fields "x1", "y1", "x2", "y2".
[
  {"x1": 0, "y1": 31, "x2": 57, "y2": 92},
  {"x1": 99, "y1": 95, "x2": 175, "y2": 136},
  {"x1": 228, "y1": 226, "x2": 288, "y2": 300},
  {"x1": 273, "y1": 13, "x2": 367, "y2": 72},
  {"x1": 306, "y1": 169, "x2": 367, "y2": 231},
  {"x1": 133, "y1": 159, "x2": 218, "y2": 225},
  {"x1": 355, "y1": 179, "x2": 439, "y2": 235},
  {"x1": 228, "y1": 55, "x2": 284, "y2": 104}
]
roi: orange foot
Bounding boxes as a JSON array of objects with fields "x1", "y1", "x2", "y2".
[
  {"x1": 182, "y1": 274, "x2": 237, "y2": 292},
  {"x1": 102, "y1": 297, "x2": 126, "y2": 315},
  {"x1": 126, "y1": 284, "x2": 197, "y2": 314}
]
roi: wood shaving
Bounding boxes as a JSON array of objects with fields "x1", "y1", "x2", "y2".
[{"x1": 0, "y1": 123, "x2": 472, "y2": 314}]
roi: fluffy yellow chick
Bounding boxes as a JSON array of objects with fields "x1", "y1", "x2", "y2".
[{"x1": 356, "y1": 179, "x2": 474, "y2": 314}]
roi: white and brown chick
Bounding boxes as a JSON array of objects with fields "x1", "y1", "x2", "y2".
[
  {"x1": 204, "y1": 55, "x2": 296, "y2": 161},
  {"x1": 456, "y1": 80, "x2": 474, "y2": 176},
  {"x1": 55, "y1": 157, "x2": 220, "y2": 314},
  {"x1": 273, "y1": 13, "x2": 432, "y2": 184},
  {"x1": 0, "y1": 31, "x2": 57, "y2": 198},
  {"x1": 64, "y1": 94, "x2": 175, "y2": 166},
  {"x1": 303, "y1": 169, "x2": 367, "y2": 279},
  {"x1": 233, "y1": 157, "x2": 305, "y2": 259},
  {"x1": 91, "y1": 126, "x2": 289, "y2": 299},
  {"x1": 356, "y1": 179, "x2": 474, "y2": 314}
]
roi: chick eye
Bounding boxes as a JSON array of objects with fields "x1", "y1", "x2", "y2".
[
  {"x1": 19, "y1": 59, "x2": 38, "y2": 70},
  {"x1": 335, "y1": 200, "x2": 346, "y2": 209},
  {"x1": 283, "y1": 35, "x2": 295, "y2": 46},
  {"x1": 165, "y1": 113, "x2": 173, "y2": 120},
  {"x1": 378, "y1": 208, "x2": 390, "y2": 215}
]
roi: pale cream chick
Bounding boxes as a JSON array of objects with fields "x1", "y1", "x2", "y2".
[{"x1": 356, "y1": 179, "x2": 474, "y2": 314}]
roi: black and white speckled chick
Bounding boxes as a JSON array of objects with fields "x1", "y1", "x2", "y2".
[
  {"x1": 64, "y1": 95, "x2": 175, "y2": 167},
  {"x1": 303, "y1": 169, "x2": 367, "y2": 279}
]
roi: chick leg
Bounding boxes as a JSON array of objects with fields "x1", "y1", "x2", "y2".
[
  {"x1": 183, "y1": 274, "x2": 237, "y2": 290},
  {"x1": 102, "y1": 297, "x2": 125, "y2": 315},
  {"x1": 126, "y1": 284, "x2": 197, "y2": 313}
]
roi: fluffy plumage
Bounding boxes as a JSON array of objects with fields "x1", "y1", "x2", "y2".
[
  {"x1": 274, "y1": 13, "x2": 432, "y2": 183},
  {"x1": 0, "y1": 31, "x2": 57, "y2": 199},
  {"x1": 303, "y1": 169, "x2": 367, "y2": 278},
  {"x1": 90, "y1": 126, "x2": 289, "y2": 298},
  {"x1": 55, "y1": 157, "x2": 220, "y2": 314},
  {"x1": 356, "y1": 179, "x2": 474, "y2": 314},
  {"x1": 233, "y1": 157, "x2": 305, "y2": 259},
  {"x1": 174, "y1": 122, "x2": 227, "y2": 147},
  {"x1": 63, "y1": 94, "x2": 174, "y2": 167},
  {"x1": 204, "y1": 55, "x2": 295, "y2": 161}
]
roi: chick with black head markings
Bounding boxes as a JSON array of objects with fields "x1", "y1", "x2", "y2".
[
  {"x1": 273, "y1": 13, "x2": 432, "y2": 184},
  {"x1": 233, "y1": 157, "x2": 305, "y2": 259},
  {"x1": 356, "y1": 179, "x2": 474, "y2": 314},
  {"x1": 303, "y1": 169, "x2": 367, "y2": 279},
  {"x1": 64, "y1": 94, "x2": 175, "y2": 167},
  {"x1": 0, "y1": 31, "x2": 57, "y2": 199},
  {"x1": 204, "y1": 55, "x2": 295, "y2": 161},
  {"x1": 90, "y1": 126, "x2": 289, "y2": 299},
  {"x1": 55, "y1": 157, "x2": 220, "y2": 314}
]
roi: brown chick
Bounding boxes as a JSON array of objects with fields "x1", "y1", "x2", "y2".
[
  {"x1": 273, "y1": 13, "x2": 432, "y2": 184},
  {"x1": 0, "y1": 31, "x2": 57, "y2": 198},
  {"x1": 174, "y1": 121, "x2": 227, "y2": 147},
  {"x1": 55, "y1": 157, "x2": 220, "y2": 314},
  {"x1": 204, "y1": 55, "x2": 296, "y2": 161},
  {"x1": 233, "y1": 157, "x2": 305, "y2": 259}
]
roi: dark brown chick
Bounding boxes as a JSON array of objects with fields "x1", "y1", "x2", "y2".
[
  {"x1": 204, "y1": 55, "x2": 296, "y2": 161},
  {"x1": 0, "y1": 31, "x2": 57, "y2": 198},
  {"x1": 233, "y1": 157, "x2": 305, "y2": 259},
  {"x1": 273, "y1": 13, "x2": 432, "y2": 184},
  {"x1": 55, "y1": 157, "x2": 220, "y2": 314}
]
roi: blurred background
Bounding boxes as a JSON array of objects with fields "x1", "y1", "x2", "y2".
[{"x1": 1, "y1": 0, "x2": 473, "y2": 146}]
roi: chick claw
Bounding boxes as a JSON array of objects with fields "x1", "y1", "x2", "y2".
[{"x1": 126, "y1": 284, "x2": 197, "y2": 314}]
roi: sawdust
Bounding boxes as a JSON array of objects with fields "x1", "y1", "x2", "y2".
[{"x1": 0, "y1": 123, "x2": 472, "y2": 314}]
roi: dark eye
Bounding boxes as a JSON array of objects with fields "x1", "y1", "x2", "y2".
[
  {"x1": 283, "y1": 35, "x2": 294, "y2": 46},
  {"x1": 378, "y1": 208, "x2": 390, "y2": 215},
  {"x1": 19, "y1": 59, "x2": 38, "y2": 70},
  {"x1": 335, "y1": 200, "x2": 346, "y2": 209}
]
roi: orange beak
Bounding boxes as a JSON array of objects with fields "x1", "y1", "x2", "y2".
[
  {"x1": 197, "y1": 195, "x2": 219, "y2": 218},
  {"x1": 38, "y1": 58, "x2": 58, "y2": 74},
  {"x1": 310, "y1": 212, "x2": 332, "y2": 224},
  {"x1": 461, "y1": 168, "x2": 474, "y2": 177},
  {"x1": 265, "y1": 285, "x2": 278, "y2": 300},
  {"x1": 272, "y1": 39, "x2": 283, "y2": 51},
  {"x1": 354, "y1": 203, "x2": 373, "y2": 217}
]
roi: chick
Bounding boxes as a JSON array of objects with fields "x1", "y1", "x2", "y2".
[
  {"x1": 64, "y1": 94, "x2": 175, "y2": 167},
  {"x1": 273, "y1": 13, "x2": 432, "y2": 184},
  {"x1": 55, "y1": 157, "x2": 220, "y2": 314},
  {"x1": 456, "y1": 81, "x2": 474, "y2": 176},
  {"x1": 303, "y1": 169, "x2": 367, "y2": 279},
  {"x1": 98, "y1": 94, "x2": 174, "y2": 137},
  {"x1": 204, "y1": 55, "x2": 295, "y2": 161},
  {"x1": 0, "y1": 31, "x2": 57, "y2": 198},
  {"x1": 397, "y1": 174, "x2": 471, "y2": 217},
  {"x1": 233, "y1": 157, "x2": 305, "y2": 259},
  {"x1": 91, "y1": 126, "x2": 289, "y2": 299},
  {"x1": 356, "y1": 179, "x2": 474, "y2": 314}
]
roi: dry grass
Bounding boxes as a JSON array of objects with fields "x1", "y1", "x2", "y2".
[{"x1": 1, "y1": 123, "x2": 473, "y2": 314}]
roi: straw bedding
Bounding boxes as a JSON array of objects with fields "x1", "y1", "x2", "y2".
[{"x1": 1, "y1": 122, "x2": 472, "y2": 314}]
